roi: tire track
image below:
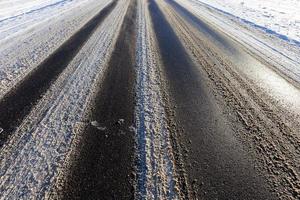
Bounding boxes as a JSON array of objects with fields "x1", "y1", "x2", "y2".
[
  {"x1": 160, "y1": 0, "x2": 300, "y2": 199},
  {"x1": 0, "y1": 0, "x2": 116, "y2": 147},
  {"x1": 0, "y1": 0, "x2": 110, "y2": 100},
  {"x1": 173, "y1": 0, "x2": 300, "y2": 115},
  {"x1": 0, "y1": 0, "x2": 128, "y2": 198},
  {"x1": 50, "y1": 0, "x2": 137, "y2": 199},
  {"x1": 150, "y1": 0, "x2": 276, "y2": 199},
  {"x1": 0, "y1": 0, "x2": 298, "y2": 199}
]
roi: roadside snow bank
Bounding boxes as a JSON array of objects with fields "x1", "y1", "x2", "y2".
[{"x1": 196, "y1": 0, "x2": 300, "y2": 43}]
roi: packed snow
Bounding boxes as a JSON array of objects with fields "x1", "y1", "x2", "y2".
[
  {"x1": 0, "y1": 0, "x2": 129, "y2": 198},
  {"x1": 135, "y1": 0, "x2": 179, "y2": 198},
  {"x1": 0, "y1": 0, "x2": 109, "y2": 99},
  {"x1": 196, "y1": 0, "x2": 300, "y2": 43},
  {"x1": 0, "y1": 0, "x2": 71, "y2": 21}
]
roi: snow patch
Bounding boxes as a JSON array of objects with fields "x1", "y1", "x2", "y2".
[{"x1": 195, "y1": 0, "x2": 300, "y2": 43}]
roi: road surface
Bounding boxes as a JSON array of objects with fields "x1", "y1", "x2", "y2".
[{"x1": 0, "y1": 0, "x2": 299, "y2": 199}]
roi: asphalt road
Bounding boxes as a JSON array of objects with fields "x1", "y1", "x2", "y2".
[{"x1": 0, "y1": 0, "x2": 299, "y2": 199}]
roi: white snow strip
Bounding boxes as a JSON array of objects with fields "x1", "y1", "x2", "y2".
[
  {"x1": 195, "y1": 0, "x2": 300, "y2": 43},
  {"x1": 0, "y1": 0, "x2": 129, "y2": 198},
  {"x1": 135, "y1": 0, "x2": 179, "y2": 199}
]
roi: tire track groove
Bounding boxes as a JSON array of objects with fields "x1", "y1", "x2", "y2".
[
  {"x1": 162, "y1": 0, "x2": 300, "y2": 198},
  {"x1": 0, "y1": 0, "x2": 128, "y2": 198},
  {"x1": 49, "y1": 0, "x2": 137, "y2": 198},
  {"x1": 0, "y1": 0, "x2": 116, "y2": 147}
]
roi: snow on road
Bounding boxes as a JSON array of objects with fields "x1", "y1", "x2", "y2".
[
  {"x1": 176, "y1": 0, "x2": 300, "y2": 114},
  {"x1": 135, "y1": 0, "x2": 181, "y2": 198},
  {"x1": 178, "y1": 0, "x2": 300, "y2": 87},
  {"x1": 0, "y1": 0, "x2": 299, "y2": 199},
  {"x1": 0, "y1": 0, "x2": 71, "y2": 21},
  {"x1": 195, "y1": 0, "x2": 300, "y2": 43},
  {"x1": 161, "y1": 1, "x2": 300, "y2": 198},
  {"x1": 0, "y1": 0, "x2": 111, "y2": 98},
  {"x1": 0, "y1": 0, "x2": 86, "y2": 42},
  {"x1": 0, "y1": 0, "x2": 129, "y2": 198}
]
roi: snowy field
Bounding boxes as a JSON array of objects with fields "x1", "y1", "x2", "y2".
[{"x1": 196, "y1": 0, "x2": 300, "y2": 43}]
